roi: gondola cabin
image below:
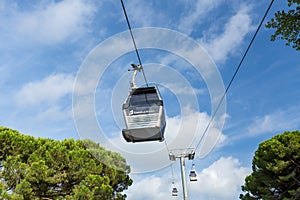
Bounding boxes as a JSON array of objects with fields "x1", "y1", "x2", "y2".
[
  {"x1": 189, "y1": 170, "x2": 197, "y2": 182},
  {"x1": 172, "y1": 187, "x2": 178, "y2": 196},
  {"x1": 122, "y1": 86, "x2": 166, "y2": 142}
]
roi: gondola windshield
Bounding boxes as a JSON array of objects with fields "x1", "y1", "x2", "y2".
[{"x1": 126, "y1": 87, "x2": 161, "y2": 116}]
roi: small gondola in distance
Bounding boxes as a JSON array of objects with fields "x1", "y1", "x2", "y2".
[
  {"x1": 189, "y1": 164, "x2": 198, "y2": 182},
  {"x1": 172, "y1": 187, "x2": 178, "y2": 196},
  {"x1": 189, "y1": 170, "x2": 197, "y2": 182}
]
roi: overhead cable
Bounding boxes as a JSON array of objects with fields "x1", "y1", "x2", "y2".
[
  {"x1": 120, "y1": 0, "x2": 148, "y2": 86},
  {"x1": 193, "y1": 0, "x2": 275, "y2": 151}
]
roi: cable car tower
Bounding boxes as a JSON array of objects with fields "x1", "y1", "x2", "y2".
[{"x1": 169, "y1": 148, "x2": 197, "y2": 200}]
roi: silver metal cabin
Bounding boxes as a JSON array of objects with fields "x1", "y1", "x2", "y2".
[{"x1": 122, "y1": 86, "x2": 166, "y2": 142}]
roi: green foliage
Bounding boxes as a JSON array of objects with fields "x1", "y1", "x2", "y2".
[
  {"x1": 240, "y1": 130, "x2": 300, "y2": 199},
  {"x1": 266, "y1": 0, "x2": 300, "y2": 50},
  {"x1": 0, "y1": 127, "x2": 132, "y2": 200}
]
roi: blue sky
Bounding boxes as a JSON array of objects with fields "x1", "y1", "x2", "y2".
[{"x1": 1, "y1": 0, "x2": 300, "y2": 199}]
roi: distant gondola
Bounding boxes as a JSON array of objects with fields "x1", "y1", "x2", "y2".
[
  {"x1": 189, "y1": 170, "x2": 197, "y2": 181},
  {"x1": 122, "y1": 64, "x2": 166, "y2": 143},
  {"x1": 189, "y1": 164, "x2": 198, "y2": 182},
  {"x1": 172, "y1": 187, "x2": 178, "y2": 196}
]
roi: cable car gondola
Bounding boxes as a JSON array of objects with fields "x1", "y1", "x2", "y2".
[
  {"x1": 171, "y1": 182, "x2": 178, "y2": 196},
  {"x1": 189, "y1": 164, "x2": 198, "y2": 182},
  {"x1": 172, "y1": 187, "x2": 178, "y2": 196},
  {"x1": 122, "y1": 64, "x2": 166, "y2": 143}
]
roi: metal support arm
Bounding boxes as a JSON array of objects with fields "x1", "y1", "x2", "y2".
[{"x1": 129, "y1": 64, "x2": 142, "y2": 90}]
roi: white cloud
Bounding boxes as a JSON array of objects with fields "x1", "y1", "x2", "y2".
[
  {"x1": 246, "y1": 106, "x2": 300, "y2": 136},
  {"x1": 178, "y1": 0, "x2": 225, "y2": 35},
  {"x1": 163, "y1": 82, "x2": 205, "y2": 96},
  {"x1": 37, "y1": 105, "x2": 72, "y2": 121},
  {"x1": 15, "y1": 73, "x2": 75, "y2": 106},
  {"x1": 125, "y1": 156, "x2": 249, "y2": 200},
  {"x1": 126, "y1": 1, "x2": 159, "y2": 27},
  {"x1": 126, "y1": 175, "x2": 171, "y2": 200},
  {"x1": 8, "y1": 73, "x2": 76, "y2": 138},
  {"x1": 201, "y1": 5, "x2": 254, "y2": 63},
  {"x1": 1, "y1": 0, "x2": 96, "y2": 45},
  {"x1": 189, "y1": 157, "x2": 250, "y2": 199}
]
